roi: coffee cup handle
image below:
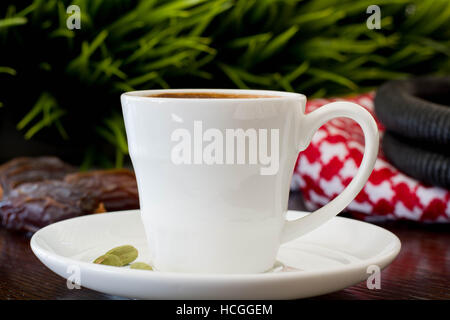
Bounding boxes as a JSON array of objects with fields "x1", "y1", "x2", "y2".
[{"x1": 281, "y1": 101, "x2": 379, "y2": 243}]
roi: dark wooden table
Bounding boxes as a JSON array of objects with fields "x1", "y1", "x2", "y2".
[{"x1": 0, "y1": 192, "x2": 449, "y2": 300}]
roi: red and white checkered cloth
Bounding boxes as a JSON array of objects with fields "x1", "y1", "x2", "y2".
[{"x1": 291, "y1": 93, "x2": 450, "y2": 223}]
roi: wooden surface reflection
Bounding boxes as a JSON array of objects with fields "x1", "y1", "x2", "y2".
[{"x1": 0, "y1": 192, "x2": 448, "y2": 299}]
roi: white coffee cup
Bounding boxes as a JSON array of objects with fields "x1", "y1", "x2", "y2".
[{"x1": 121, "y1": 89, "x2": 378, "y2": 274}]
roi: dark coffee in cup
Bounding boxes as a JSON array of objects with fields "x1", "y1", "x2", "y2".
[{"x1": 148, "y1": 92, "x2": 276, "y2": 99}]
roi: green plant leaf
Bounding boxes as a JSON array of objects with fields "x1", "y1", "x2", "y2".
[{"x1": 0, "y1": 17, "x2": 27, "y2": 29}]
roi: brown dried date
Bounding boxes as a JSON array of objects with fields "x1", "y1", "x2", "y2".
[
  {"x1": 64, "y1": 169, "x2": 139, "y2": 211},
  {"x1": 0, "y1": 157, "x2": 76, "y2": 199},
  {"x1": 0, "y1": 180, "x2": 99, "y2": 232}
]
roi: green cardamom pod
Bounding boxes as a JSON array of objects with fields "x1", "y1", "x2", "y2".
[
  {"x1": 105, "y1": 245, "x2": 138, "y2": 266},
  {"x1": 93, "y1": 254, "x2": 122, "y2": 266},
  {"x1": 130, "y1": 262, "x2": 153, "y2": 270}
]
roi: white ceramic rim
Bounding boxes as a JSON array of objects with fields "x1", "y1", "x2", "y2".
[
  {"x1": 121, "y1": 88, "x2": 307, "y2": 103},
  {"x1": 30, "y1": 210, "x2": 401, "y2": 282}
]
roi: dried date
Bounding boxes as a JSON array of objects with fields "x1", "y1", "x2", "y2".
[
  {"x1": 0, "y1": 157, "x2": 76, "y2": 199},
  {"x1": 64, "y1": 169, "x2": 139, "y2": 211},
  {"x1": 0, "y1": 180, "x2": 99, "y2": 232}
]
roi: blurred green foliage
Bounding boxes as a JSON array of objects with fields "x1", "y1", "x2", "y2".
[{"x1": 0, "y1": 0, "x2": 449, "y2": 166}]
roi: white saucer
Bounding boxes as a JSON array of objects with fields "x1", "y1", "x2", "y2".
[{"x1": 30, "y1": 210, "x2": 400, "y2": 299}]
